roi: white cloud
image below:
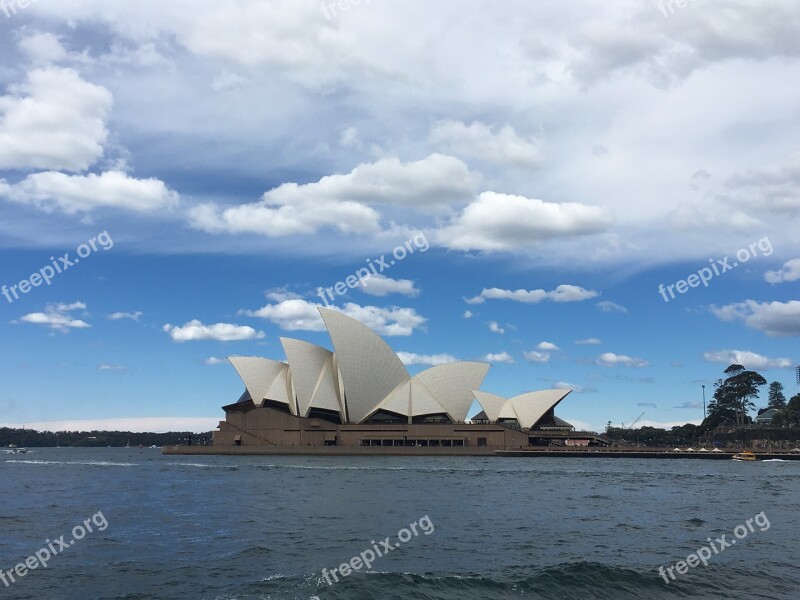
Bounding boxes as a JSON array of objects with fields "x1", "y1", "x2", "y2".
[
  {"x1": 18, "y1": 33, "x2": 70, "y2": 64},
  {"x1": 765, "y1": 258, "x2": 800, "y2": 284},
  {"x1": 483, "y1": 352, "x2": 515, "y2": 364},
  {"x1": 264, "y1": 288, "x2": 304, "y2": 302},
  {"x1": 467, "y1": 284, "x2": 599, "y2": 304},
  {"x1": 554, "y1": 381, "x2": 598, "y2": 394},
  {"x1": 575, "y1": 337, "x2": 602, "y2": 345},
  {"x1": 596, "y1": 352, "x2": 649, "y2": 368},
  {"x1": 436, "y1": 191, "x2": 612, "y2": 252},
  {"x1": 189, "y1": 154, "x2": 475, "y2": 237},
  {"x1": 728, "y1": 155, "x2": 800, "y2": 214},
  {"x1": 596, "y1": 300, "x2": 628, "y2": 313},
  {"x1": 162, "y1": 320, "x2": 265, "y2": 342},
  {"x1": 463, "y1": 310, "x2": 473, "y2": 319},
  {"x1": 3, "y1": 171, "x2": 179, "y2": 215},
  {"x1": 710, "y1": 300, "x2": 800, "y2": 337},
  {"x1": 396, "y1": 352, "x2": 458, "y2": 366},
  {"x1": 98, "y1": 364, "x2": 128, "y2": 372},
  {"x1": 429, "y1": 120, "x2": 543, "y2": 167},
  {"x1": 703, "y1": 349, "x2": 794, "y2": 371},
  {"x1": 523, "y1": 350, "x2": 550, "y2": 363},
  {"x1": 242, "y1": 298, "x2": 426, "y2": 337},
  {"x1": 0, "y1": 417, "x2": 220, "y2": 433},
  {"x1": 108, "y1": 311, "x2": 142, "y2": 321},
  {"x1": 0, "y1": 67, "x2": 111, "y2": 172},
  {"x1": 359, "y1": 273, "x2": 420, "y2": 297},
  {"x1": 204, "y1": 357, "x2": 227, "y2": 365},
  {"x1": 13, "y1": 301, "x2": 89, "y2": 332},
  {"x1": 489, "y1": 321, "x2": 505, "y2": 334},
  {"x1": 537, "y1": 341, "x2": 560, "y2": 351}
]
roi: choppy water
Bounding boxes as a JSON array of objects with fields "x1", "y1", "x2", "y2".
[{"x1": 1, "y1": 448, "x2": 798, "y2": 599}]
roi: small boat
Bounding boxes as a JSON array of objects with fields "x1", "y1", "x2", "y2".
[{"x1": 732, "y1": 451, "x2": 757, "y2": 461}]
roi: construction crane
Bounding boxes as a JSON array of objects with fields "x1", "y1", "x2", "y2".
[{"x1": 626, "y1": 412, "x2": 645, "y2": 429}]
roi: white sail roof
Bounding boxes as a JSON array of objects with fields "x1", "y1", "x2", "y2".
[
  {"x1": 227, "y1": 357, "x2": 289, "y2": 409},
  {"x1": 508, "y1": 390, "x2": 571, "y2": 429},
  {"x1": 473, "y1": 389, "x2": 572, "y2": 429},
  {"x1": 413, "y1": 362, "x2": 490, "y2": 421},
  {"x1": 280, "y1": 338, "x2": 343, "y2": 418},
  {"x1": 318, "y1": 307, "x2": 410, "y2": 423},
  {"x1": 472, "y1": 390, "x2": 507, "y2": 422}
]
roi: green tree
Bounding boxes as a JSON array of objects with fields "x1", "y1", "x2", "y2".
[
  {"x1": 779, "y1": 393, "x2": 800, "y2": 426},
  {"x1": 703, "y1": 364, "x2": 766, "y2": 428},
  {"x1": 767, "y1": 381, "x2": 787, "y2": 409}
]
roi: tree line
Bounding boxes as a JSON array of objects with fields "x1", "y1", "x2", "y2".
[
  {"x1": 605, "y1": 363, "x2": 800, "y2": 446},
  {"x1": 704, "y1": 363, "x2": 800, "y2": 428},
  {"x1": 0, "y1": 428, "x2": 213, "y2": 448}
]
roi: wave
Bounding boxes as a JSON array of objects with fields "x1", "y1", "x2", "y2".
[{"x1": 244, "y1": 562, "x2": 698, "y2": 600}]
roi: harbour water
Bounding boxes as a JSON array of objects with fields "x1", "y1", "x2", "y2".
[{"x1": 1, "y1": 448, "x2": 798, "y2": 599}]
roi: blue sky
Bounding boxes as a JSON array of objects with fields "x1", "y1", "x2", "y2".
[{"x1": 0, "y1": 0, "x2": 798, "y2": 433}]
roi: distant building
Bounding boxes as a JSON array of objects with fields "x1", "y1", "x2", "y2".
[
  {"x1": 755, "y1": 408, "x2": 780, "y2": 425},
  {"x1": 211, "y1": 307, "x2": 601, "y2": 452}
]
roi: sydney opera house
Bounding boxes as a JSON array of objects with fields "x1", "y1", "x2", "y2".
[{"x1": 210, "y1": 307, "x2": 590, "y2": 453}]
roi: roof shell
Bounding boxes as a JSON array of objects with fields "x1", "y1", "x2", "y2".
[
  {"x1": 318, "y1": 307, "x2": 410, "y2": 423},
  {"x1": 228, "y1": 357, "x2": 289, "y2": 409},
  {"x1": 413, "y1": 362, "x2": 490, "y2": 421}
]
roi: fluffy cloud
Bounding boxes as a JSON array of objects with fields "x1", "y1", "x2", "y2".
[
  {"x1": 437, "y1": 192, "x2": 612, "y2": 252},
  {"x1": 242, "y1": 298, "x2": 426, "y2": 336},
  {"x1": 466, "y1": 284, "x2": 599, "y2": 304},
  {"x1": 359, "y1": 274, "x2": 420, "y2": 297},
  {"x1": 575, "y1": 337, "x2": 602, "y2": 345},
  {"x1": 489, "y1": 321, "x2": 505, "y2": 334},
  {"x1": 596, "y1": 300, "x2": 628, "y2": 313},
  {"x1": 537, "y1": 341, "x2": 560, "y2": 351},
  {"x1": 13, "y1": 301, "x2": 90, "y2": 332},
  {"x1": 3, "y1": 171, "x2": 179, "y2": 214},
  {"x1": 483, "y1": 352, "x2": 515, "y2": 364},
  {"x1": 710, "y1": 300, "x2": 800, "y2": 337},
  {"x1": 429, "y1": 120, "x2": 543, "y2": 167},
  {"x1": 396, "y1": 352, "x2": 458, "y2": 366},
  {"x1": 523, "y1": 350, "x2": 551, "y2": 363},
  {"x1": 764, "y1": 258, "x2": 800, "y2": 283},
  {"x1": 0, "y1": 68, "x2": 111, "y2": 172},
  {"x1": 596, "y1": 352, "x2": 649, "y2": 368},
  {"x1": 189, "y1": 154, "x2": 474, "y2": 237},
  {"x1": 703, "y1": 349, "x2": 794, "y2": 371},
  {"x1": 204, "y1": 357, "x2": 227, "y2": 365},
  {"x1": 162, "y1": 320, "x2": 265, "y2": 342}
]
